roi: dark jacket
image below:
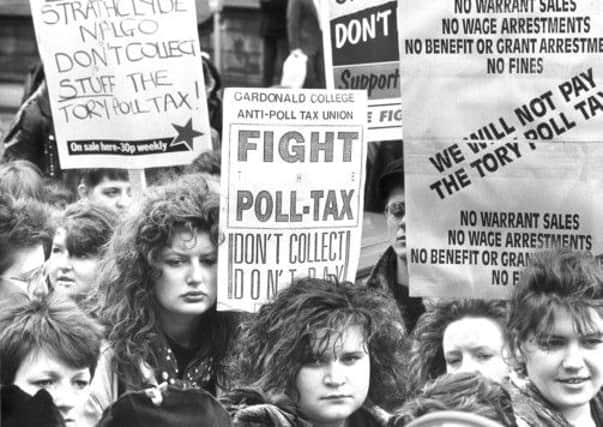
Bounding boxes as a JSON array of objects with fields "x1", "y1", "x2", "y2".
[
  {"x1": 2, "y1": 80, "x2": 61, "y2": 178},
  {"x1": 260, "y1": 0, "x2": 288, "y2": 38},
  {"x1": 1, "y1": 385, "x2": 65, "y2": 427},
  {"x1": 366, "y1": 246, "x2": 425, "y2": 333},
  {"x1": 231, "y1": 398, "x2": 388, "y2": 427},
  {"x1": 287, "y1": 0, "x2": 322, "y2": 56}
]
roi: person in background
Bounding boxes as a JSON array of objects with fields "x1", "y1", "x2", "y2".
[
  {"x1": 81, "y1": 174, "x2": 241, "y2": 427},
  {"x1": 0, "y1": 292, "x2": 104, "y2": 426},
  {"x1": 405, "y1": 299, "x2": 510, "y2": 398},
  {"x1": 77, "y1": 169, "x2": 131, "y2": 215},
  {"x1": 47, "y1": 201, "x2": 117, "y2": 302},
  {"x1": 366, "y1": 158, "x2": 425, "y2": 332},
  {"x1": 507, "y1": 249, "x2": 603, "y2": 427},
  {"x1": 42, "y1": 177, "x2": 77, "y2": 211},
  {"x1": 259, "y1": 0, "x2": 288, "y2": 87},
  {"x1": 389, "y1": 372, "x2": 517, "y2": 427},
  {"x1": 0, "y1": 159, "x2": 46, "y2": 201},
  {"x1": 287, "y1": 0, "x2": 325, "y2": 88},
  {"x1": 225, "y1": 278, "x2": 407, "y2": 426},
  {"x1": 0, "y1": 193, "x2": 53, "y2": 300}
]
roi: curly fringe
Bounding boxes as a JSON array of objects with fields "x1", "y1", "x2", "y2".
[
  {"x1": 226, "y1": 278, "x2": 408, "y2": 411},
  {"x1": 91, "y1": 174, "x2": 221, "y2": 389}
]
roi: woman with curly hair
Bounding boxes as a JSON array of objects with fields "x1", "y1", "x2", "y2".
[
  {"x1": 225, "y1": 277, "x2": 408, "y2": 427},
  {"x1": 507, "y1": 249, "x2": 603, "y2": 427},
  {"x1": 80, "y1": 174, "x2": 240, "y2": 427},
  {"x1": 406, "y1": 299, "x2": 509, "y2": 397}
]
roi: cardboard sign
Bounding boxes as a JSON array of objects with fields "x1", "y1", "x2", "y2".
[
  {"x1": 30, "y1": 0, "x2": 211, "y2": 169},
  {"x1": 405, "y1": 140, "x2": 603, "y2": 298},
  {"x1": 323, "y1": 0, "x2": 402, "y2": 142},
  {"x1": 217, "y1": 88, "x2": 367, "y2": 312},
  {"x1": 399, "y1": 0, "x2": 603, "y2": 141},
  {"x1": 398, "y1": 1, "x2": 603, "y2": 298}
]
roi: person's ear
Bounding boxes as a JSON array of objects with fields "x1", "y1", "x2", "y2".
[{"x1": 77, "y1": 183, "x2": 89, "y2": 200}]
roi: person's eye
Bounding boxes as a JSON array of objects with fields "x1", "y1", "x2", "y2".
[
  {"x1": 71, "y1": 252, "x2": 92, "y2": 260},
  {"x1": 199, "y1": 255, "x2": 217, "y2": 266},
  {"x1": 582, "y1": 337, "x2": 603, "y2": 348},
  {"x1": 164, "y1": 258, "x2": 185, "y2": 267},
  {"x1": 102, "y1": 189, "x2": 120, "y2": 198},
  {"x1": 73, "y1": 379, "x2": 90, "y2": 389},
  {"x1": 51, "y1": 246, "x2": 63, "y2": 254},
  {"x1": 445, "y1": 358, "x2": 461, "y2": 367},
  {"x1": 476, "y1": 352, "x2": 494, "y2": 361},
  {"x1": 538, "y1": 339, "x2": 564, "y2": 350},
  {"x1": 340, "y1": 354, "x2": 361, "y2": 365},
  {"x1": 32, "y1": 379, "x2": 54, "y2": 388},
  {"x1": 304, "y1": 355, "x2": 327, "y2": 367}
]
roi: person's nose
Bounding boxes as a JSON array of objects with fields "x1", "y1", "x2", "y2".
[
  {"x1": 51, "y1": 383, "x2": 76, "y2": 419},
  {"x1": 456, "y1": 356, "x2": 481, "y2": 375},
  {"x1": 57, "y1": 253, "x2": 73, "y2": 271},
  {"x1": 561, "y1": 341, "x2": 586, "y2": 371},
  {"x1": 116, "y1": 192, "x2": 132, "y2": 210},
  {"x1": 186, "y1": 259, "x2": 204, "y2": 286},
  {"x1": 323, "y1": 361, "x2": 346, "y2": 387}
]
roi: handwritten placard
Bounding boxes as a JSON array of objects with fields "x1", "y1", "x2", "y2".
[{"x1": 30, "y1": 0, "x2": 211, "y2": 169}]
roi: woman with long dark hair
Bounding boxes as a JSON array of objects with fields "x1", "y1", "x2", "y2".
[{"x1": 81, "y1": 174, "x2": 240, "y2": 426}]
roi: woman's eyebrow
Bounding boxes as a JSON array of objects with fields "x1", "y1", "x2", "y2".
[{"x1": 581, "y1": 331, "x2": 603, "y2": 338}]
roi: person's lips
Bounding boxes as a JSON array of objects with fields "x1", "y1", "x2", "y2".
[
  {"x1": 181, "y1": 291, "x2": 207, "y2": 301},
  {"x1": 556, "y1": 377, "x2": 590, "y2": 387},
  {"x1": 55, "y1": 276, "x2": 75, "y2": 286},
  {"x1": 320, "y1": 394, "x2": 352, "y2": 400}
]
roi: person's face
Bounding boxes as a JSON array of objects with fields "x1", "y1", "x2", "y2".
[
  {"x1": 295, "y1": 325, "x2": 370, "y2": 426},
  {"x1": 13, "y1": 348, "x2": 92, "y2": 427},
  {"x1": 521, "y1": 307, "x2": 603, "y2": 417},
  {"x1": 443, "y1": 316, "x2": 509, "y2": 383},
  {"x1": 385, "y1": 187, "x2": 406, "y2": 259},
  {"x1": 47, "y1": 228, "x2": 100, "y2": 297},
  {"x1": 154, "y1": 228, "x2": 217, "y2": 319},
  {"x1": 86, "y1": 177, "x2": 131, "y2": 214}
]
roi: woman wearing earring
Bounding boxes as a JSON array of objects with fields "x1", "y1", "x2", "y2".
[{"x1": 507, "y1": 248, "x2": 603, "y2": 427}]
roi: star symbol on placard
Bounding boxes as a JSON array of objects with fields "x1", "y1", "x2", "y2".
[{"x1": 169, "y1": 118, "x2": 203, "y2": 151}]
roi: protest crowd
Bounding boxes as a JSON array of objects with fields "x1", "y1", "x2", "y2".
[{"x1": 1, "y1": 0, "x2": 603, "y2": 427}]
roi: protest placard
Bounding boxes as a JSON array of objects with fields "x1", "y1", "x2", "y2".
[
  {"x1": 399, "y1": 0, "x2": 603, "y2": 141},
  {"x1": 323, "y1": 0, "x2": 401, "y2": 142},
  {"x1": 398, "y1": 1, "x2": 603, "y2": 298},
  {"x1": 217, "y1": 88, "x2": 367, "y2": 312},
  {"x1": 405, "y1": 140, "x2": 603, "y2": 298},
  {"x1": 29, "y1": 0, "x2": 211, "y2": 169}
]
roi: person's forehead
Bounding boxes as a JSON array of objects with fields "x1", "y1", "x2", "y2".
[
  {"x1": 94, "y1": 177, "x2": 129, "y2": 190},
  {"x1": 541, "y1": 306, "x2": 603, "y2": 336},
  {"x1": 18, "y1": 348, "x2": 89, "y2": 377},
  {"x1": 311, "y1": 324, "x2": 367, "y2": 353},
  {"x1": 163, "y1": 229, "x2": 214, "y2": 253},
  {"x1": 443, "y1": 316, "x2": 504, "y2": 349}
]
